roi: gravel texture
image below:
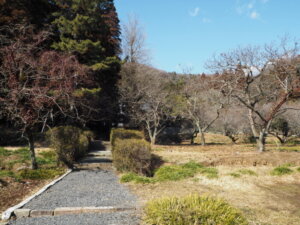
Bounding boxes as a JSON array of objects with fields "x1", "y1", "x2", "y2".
[
  {"x1": 7, "y1": 211, "x2": 140, "y2": 225},
  {"x1": 22, "y1": 170, "x2": 137, "y2": 209}
]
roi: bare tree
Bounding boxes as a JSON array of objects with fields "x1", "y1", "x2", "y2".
[
  {"x1": 119, "y1": 63, "x2": 170, "y2": 145},
  {"x1": 213, "y1": 105, "x2": 250, "y2": 144},
  {"x1": 179, "y1": 75, "x2": 224, "y2": 145},
  {"x1": 121, "y1": 15, "x2": 150, "y2": 64},
  {"x1": 207, "y1": 38, "x2": 300, "y2": 152},
  {"x1": 0, "y1": 26, "x2": 96, "y2": 169}
]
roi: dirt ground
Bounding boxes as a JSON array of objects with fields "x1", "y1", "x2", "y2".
[
  {"x1": 0, "y1": 147, "x2": 62, "y2": 216},
  {"x1": 125, "y1": 134, "x2": 300, "y2": 225},
  {"x1": 0, "y1": 177, "x2": 47, "y2": 213}
]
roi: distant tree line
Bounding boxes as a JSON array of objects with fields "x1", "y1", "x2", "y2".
[{"x1": 119, "y1": 18, "x2": 300, "y2": 152}]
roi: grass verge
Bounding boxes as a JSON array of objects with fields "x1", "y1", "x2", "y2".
[{"x1": 120, "y1": 161, "x2": 218, "y2": 184}]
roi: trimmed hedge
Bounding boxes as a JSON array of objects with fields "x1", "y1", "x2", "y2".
[
  {"x1": 110, "y1": 128, "x2": 143, "y2": 149},
  {"x1": 112, "y1": 138, "x2": 152, "y2": 176},
  {"x1": 144, "y1": 194, "x2": 248, "y2": 225},
  {"x1": 47, "y1": 126, "x2": 92, "y2": 168}
]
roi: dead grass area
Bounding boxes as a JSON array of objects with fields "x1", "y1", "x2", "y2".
[
  {"x1": 0, "y1": 177, "x2": 48, "y2": 213},
  {"x1": 127, "y1": 165, "x2": 300, "y2": 225},
  {"x1": 3, "y1": 147, "x2": 52, "y2": 153},
  {"x1": 124, "y1": 133, "x2": 300, "y2": 225},
  {"x1": 153, "y1": 143, "x2": 300, "y2": 167}
]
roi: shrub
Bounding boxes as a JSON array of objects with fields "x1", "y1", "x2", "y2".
[
  {"x1": 297, "y1": 167, "x2": 300, "y2": 172},
  {"x1": 47, "y1": 126, "x2": 91, "y2": 168},
  {"x1": 110, "y1": 128, "x2": 143, "y2": 149},
  {"x1": 144, "y1": 194, "x2": 248, "y2": 225},
  {"x1": 271, "y1": 166, "x2": 293, "y2": 176},
  {"x1": 112, "y1": 139, "x2": 151, "y2": 175},
  {"x1": 17, "y1": 168, "x2": 65, "y2": 180}
]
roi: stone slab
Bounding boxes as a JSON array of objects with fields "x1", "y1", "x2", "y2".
[
  {"x1": 13, "y1": 209, "x2": 31, "y2": 218},
  {"x1": 53, "y1": 207, "x2": 83, "y2": 216},
  {"x1": 30, "y1": 210, "x2": 53, "y2": 217}
]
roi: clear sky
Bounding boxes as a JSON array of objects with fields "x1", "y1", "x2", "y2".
[{"x1": 115, "y1": 0, "x2": 300, "y2": 74}]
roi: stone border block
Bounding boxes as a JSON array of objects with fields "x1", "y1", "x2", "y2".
[
  {"x1": 53, "y1": 207, "x2": 83, "y2": 216},
  {"x1": 30, "y1": 210, "x2": 54, "y2": 217},
  {"x1": 13, "y1": 209, "x2": 31, "y2": 218}
]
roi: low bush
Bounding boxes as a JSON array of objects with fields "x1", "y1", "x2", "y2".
[
  {"x1": 271, "y1": 166, "x2": 293, "y2": 176},
  {"x1": 110, "y1": 128, "x2": 143, "y2": 149},
  {"x1": 297, "y1": 167, "x2": 300, "y2": 172},
  {"x1": 144, "y1": 194, "x2": 248, "y2": 225},
  {"x1": 17, "y1": 168, "x2": 65, "y2": 180},
  {"x1": 47, "y1": 126, "x2": 91, "y2": 168},
  {"x1": 112, "y1": 139, "x2": 151, "y2": 175}
]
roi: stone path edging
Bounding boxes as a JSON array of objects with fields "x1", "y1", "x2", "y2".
[
  {"x1": 1, "y1": 169, "x2": 72, "y2": 221},
  {"x1": 14, "y1": 206, "x2": 137, "y2": 218}
]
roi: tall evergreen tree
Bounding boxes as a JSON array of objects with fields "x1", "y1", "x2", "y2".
[
  {"x1": 0, "y1": 0, "x2": 55, "y2": 28},
  {"x1": 51, "y1": 0, "x2": 121, "y2": 132}
]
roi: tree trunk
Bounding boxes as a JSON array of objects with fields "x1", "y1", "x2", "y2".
[
  {"x1": 199, "y1": 129, "x2": 206, "y2": 146},
  {"x1": 28, "y1": 133, "x2": 38, "y2": 169},
  {"x1": 148, "y1": 127, "x2": 157, "y2": 145},
  {"x1": 256, "y1": 131, "x2": 266, "y2": 153}
]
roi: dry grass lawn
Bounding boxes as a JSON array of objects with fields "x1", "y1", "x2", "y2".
[{"x1": 124, "y1": 133, "x2": 300, "y2": 225}]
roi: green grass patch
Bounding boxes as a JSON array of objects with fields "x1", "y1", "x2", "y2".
[
  {"x1": 154, "y1": 165, "x2": 195, "y2": 181},
  {"x1": 238, "y1": 169, "x2": 257, "y2": 176},
  {"x1": 229, "y1": 172, "x2": 241, "y2": 178},
  {"x1": 198, "y1": 167, "x2": 219, "y2": 179},
  {"x1": 121, "y1": 162, "x2": 218, "y2": 184},
  {"x1": 0, "y1": 147, "x2": 12, "y2": 156},
  {"x1": 120, "y1": 172, "x2": 154, "y2": 184},
  {"x1": 17, "y1": 168, "x2": 65, "y2": 180},
  {"x1": 36, "y1": 151, "x2": 57, "y2": 165},
  {"x1": 271, "y1": 166, "x2": 293, "y2": 176},
  {"x1": 0, "y1": 170, "x2": 15, "y2": 178},
  {"x1": 144, "y1": 194, "x2": 248, "y2": 225}
]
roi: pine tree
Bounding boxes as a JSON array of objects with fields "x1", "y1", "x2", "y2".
[
  {"x1": 0, "y1": 0, "x2": 54, "y2": 28},
  {"x1": 52, "y1": 0, "x2": 121, "y2": 126}
]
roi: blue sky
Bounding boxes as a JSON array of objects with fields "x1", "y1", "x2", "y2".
[{"x1": 115, "y1": 0, "x2": 300, "y2": 74}]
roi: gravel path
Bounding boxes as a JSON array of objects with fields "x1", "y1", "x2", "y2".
[
  {"x1": 7, "y1": 211, "x2": 140, "y2": 225},
  {"x1": 7, "y1": 143, "x2": 141, "y2": 225},
  {"x1": 23, "y1": 170, "x2": 137, "y2": 209}
]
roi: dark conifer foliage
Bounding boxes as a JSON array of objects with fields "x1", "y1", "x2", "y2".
[{"x1": 52, "y1": 0, "x2": 121, "y2": 125}]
